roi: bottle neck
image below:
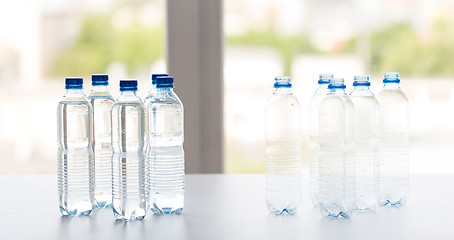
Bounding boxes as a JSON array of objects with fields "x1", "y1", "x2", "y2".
[
  {"x1": 273, "y1": 87, "x2": 292, "y2": 94},
  {"x1": 120, "y1": 90, "x2": 137, "y2": 96},
  {"x1": 65, "y1": 88, "x2": 84, "y2": 96},
  {"x1": 90, "y1": 85, "x2": 109, "y2": 92},
  {"x1": 383, "y1": 82, "x2": 400, "y2": 89},
  {"x1": 353, "y1": 85, "x2": 370, "y2": 91},
  {"x1": 156, "y1": 87, "x2": 173, "y2": 95},
  {"x1": 329, "y1": 88, "x2": 346, "y2": 95}
]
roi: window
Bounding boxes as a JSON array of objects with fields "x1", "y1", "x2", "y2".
[
  {"x1": 224, "y1": 0, "x2": 454, "y2": 174},
  {"x1": 0, "y1": 0, "x2": 166, "y2": 174}
]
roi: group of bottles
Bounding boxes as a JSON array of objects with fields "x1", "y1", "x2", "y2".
[
  {"x1": 265, "y1": 73, "x2": 409, "y2": 218},
  {"x1": 57, "y1": 74, "x2": 185, "y2": 221}
]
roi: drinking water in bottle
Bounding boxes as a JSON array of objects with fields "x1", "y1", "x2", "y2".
[
  {"x1": 349, "y1": 76, "x2": 379, "y2": 211},
  {"x1": 148, "y1": 76, "x2": 185, "y2": 215},
  {"x1": 111, "y1": 80, "x2": 147, "y2": 221},
  {"x1": 144, "y1": 74, "x2": 169, "y2": 159},
  {"x1": 318, "y1": 78, "x2": 355, "y2": 218},
  {"x1": 57, "y1": 77, "x2": 94, "y2": 216},
  {"x1": 265, "y1": 76, "x2": 302, "y2": 215},
  {"x1": 144, "y1": 74, "x2": 168, "y2": 107},
  {"x1": 88, "y1": 74, "x2": 115, "y2": 208},
  {"x1": 377, "y1": 72, "x2": 409, "y2": 207},
  {"x1": 309, "y1": 74, "x2": 333, "y2": 206}
]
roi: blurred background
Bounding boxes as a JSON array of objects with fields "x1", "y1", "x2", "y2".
[{"x1": 1, "y1": 0, "x2": 454, "y2": 174}]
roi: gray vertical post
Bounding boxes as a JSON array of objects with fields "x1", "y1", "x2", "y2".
[{"x1": 166, "y1": 0, "x2": 224, "y2": 173}]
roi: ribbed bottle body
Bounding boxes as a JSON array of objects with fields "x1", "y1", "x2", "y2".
[
  {"x1": 265, "y1": 87, "x2": 302, "y2": 215},
  {"x1": 309, "y1": 85, "x2": 330, "y2": 206},
  {"x1": 318, "y1": 94, "x2": 355, "y2": 218},
  {"x1": 148, "y1": 89, "x2": 185, "y2": 215},
  {"x1": 57, "y1": 93, "x2": 94, "y2": 216},
  {"x1": 350, "y1": 89, "x2": 379, "y2": 211},
  {"x1": 377, "y1": 85, "x2": 409, "y2": 207},
  {"x1": 89, "y1": 93, "x2": 115, "y2": 208},
  {"x1": 111, "y1": 95, "x2": 147, "y2": 221}
]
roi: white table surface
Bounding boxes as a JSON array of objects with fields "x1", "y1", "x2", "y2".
[{"x1": 0, "y1": 174, "x2": 453, "y2": 240}]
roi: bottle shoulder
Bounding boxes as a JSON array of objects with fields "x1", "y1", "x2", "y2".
[
  {"x1": 319, "y1": 94, "x2": 353, "y2": 108},
  {"x1": 349, "y1": 93, "x2": 379, "y2": 105},
  {"x1": 58, "y1": 94, "x2": 91, "y2": 107},
  {"x1": 57, "y1": 98, "x2": 93, "y2": 114},
  {"x1": 309, "y1": 92, "x2": 328, "y2": 105},
  {"x1": 147, "y1": 91, "x2": 183, "y2": 109},
  {"x1": 377, "y1": 88, "x2": 409, "y2": 103},
  {"x1": 88, "y1": 92, "x2": 114, "y2": 100},
  {"x1": 266, "y1": 92, "x2": 300, "y2": 106}
]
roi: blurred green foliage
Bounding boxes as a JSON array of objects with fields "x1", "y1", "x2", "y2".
[
  {"x1": 369, "y1": 19, "x2": 454, "y2": 76},
  {"x1": 227, "y1": 30, "x2": 318, "y2": 76},
  {"x1": 52, "y1": 14, "x2": 164, "y2": 76},
  {"x1": 227, "y1": 18, "x2": 454, "y2": 77}
]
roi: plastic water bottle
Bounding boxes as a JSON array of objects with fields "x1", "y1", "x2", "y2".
[
  {"x1": 144, "y1": 74, "x2": 169, "y2": 160},
  {"x1": 377, "y1": 72, "x2": 409, "y2": 207},
  {"x1": 309, "y1": 74, "x2": 333, "y2": 206},
  {"x1": 57, "y1": 77, "x2": 94, "y2": 216},
  {"x1": 265, "y1": 76, "x2": 302, "y2": 215},
  {"x1": 148, "y1": 76, "x2": 185, "y2": 214},
  {"x1": 318, "y1": 78, "x2": 355, "y2": 218},
  {"x1": 144, "y1": 74, "x2": 169, "y2": 107},
  {"x1": 87, "y1": 74, "x2": 115, "y2": 209},
  {"x1": 349, "y1": 76, "x2": 379, "y2": 211},
  {"x1": 111, "y1": 80, "x2": 147, "y2": 221}
]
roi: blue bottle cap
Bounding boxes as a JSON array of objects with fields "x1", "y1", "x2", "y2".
[
  {"x1": 353, "y1": 75, "x2": 370, "y2": 86},
  {"x1": 328, "y1": 78, "x2": 346, "y2": 89},
  {"x1": 318, "y1": 74, "x2": 333, "y2": 84},
  {"x1": 92, "y1": 74, "x2": 108, "y2": 86},
  {"x1": 156, "y1": 76, "x2": 174, "y2": 88},
  {"x1": 152, "y1": 74, "x2": 169, "y2": 85},
  {"x1": 274, "y1": 76, "x2": 291, "y2": 88},
  {"x1": 65, "y1": 77, "x2": 83, "y2": 89},
  {"x1": 384, "y1": 72, "x2": 400, "y2": 83},
  {"x1": 119, "y1": 80, "x2": 138, "y2": 91}
]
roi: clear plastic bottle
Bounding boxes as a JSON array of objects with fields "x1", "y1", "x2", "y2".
[
  {"x1": 318, "y1": 78, "x2": 355, "y2": 218},
  {"x1": 265, "y1": 76, "x2": 302, "y2": 215},
  {"x1": 349, "y1": 76, "x2": 379, "y2": 211},
  {"x1": 87, "y1": 74, "x2": 115, "y2": 209},
  {"x1": 144, "y1": 73, "x2": 169, "y2": 169},
  {"x1": 377, "y1": 72, "x2": 409, "y2": 207},
  {"x1": 309, "y1": 74, "x2": 333, "y2": 207},
  {"x1": 57, "y1": 77, "x2": 94, "y2": 216},
  {"x1": 111, "y1": 80, "x2": 147, "y2": 221},
  {"x1": 144, "y1": 74, "x2": 169, "y2": 108},
  {"x1": 148, "y1": 76, "x2": 185, "y2": 215}
]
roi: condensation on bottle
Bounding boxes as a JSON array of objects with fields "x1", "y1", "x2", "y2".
[
  {"x1": 377, "y1": 72, "x2": 409, "y2": 207},
  {"x1": 88, "y1": 74, "x2": 115, "y2": 209},
  {"x1": 309, "y1": 74, "x2": 333, "y2": 207},
  {"x1": 148, "y1": 76, "x2": 185, "y2": 215},
  {"x1": 57, "y1": 77, "x2": 94, "y2": 216},
  {"x1": 265, "y1": 76, "x2": 302, "y2": 215},
  {"x1": 349, "y1": 75, "x2": 379, "y2": 211},
  {"x1": 318, "y1": 78, "x2": 355, "y2": 218},
  {"x1": 111, "y1": 80, "x2": 147, "y2": 221}
]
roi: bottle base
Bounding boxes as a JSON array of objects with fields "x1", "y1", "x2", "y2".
[
  {"x1": 319, "y1": 203, "x2": 354, "y2": 218},
  {"x1": 94, "y1": 193, "x2": 112, "y2": 209},
  {"x1": 95, "y1": 202, "x2": 112, "y2": 209},
  {"x1": 113, "y1": 207, "x2": 146, "y2": 221},
  {"x1": 150, "y1": 206, "x2": 183, "y2": 215},
  {"x1": 355, "y1": 203, "x2": 377, "y2": 212},
  {"x1": 59, "y1": 206, "x2": 92, "y2": 216},
  {"x1": 149, "y1": 193, "x2": 184, "y2": 215},
  {"x1": 268, "y1": 207, "x2": 297, "y2": 215},
  {"x1": 381, "y1": 198, "x2": 405, "y2": 207}
]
